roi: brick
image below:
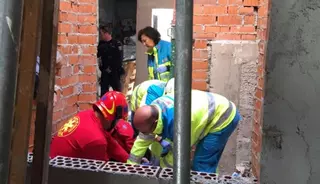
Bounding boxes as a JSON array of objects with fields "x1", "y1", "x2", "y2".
[
  {"x1": 239, "y1": 7, "x2": 254, "y2": 14},
  {"x1": 78, "y1": 0, "x2": 97, "y2": 3},
  {"x1": 58, "y1": 34, "x2": 68, "y2": 44},
  {"x1": 193, "y1": 32, "x2": 216, "y2": 39},
  {"x1": 228, "y1": 0, "x2": 243, "y2": 5},
  {"x1": 205, "y1": 26, "x2": 221, "y2": 33},
  {"x1": 78, "y1": 25, "x2": 97, "y2": 34},
  {"x1": 257, "y1": 77, "x2": 264, "y2": 89},
  {"x1": 59, "y1": 1, "x2": 72, "y2": 12},
  {"x1": 78, "y1": 55, "x2": 96, "y2": 65},
  {"x1": 81, "y1": 46, "x2": 97, "y2": 54},
  {"x1": 216, "y1": 33, "x2": 241, "y2": 40},
  {"x1": 69, "y1": 55, "x2": 79, "y2": 65},
  {"x1": 194, "y1": 15, "x2": 216, "y2": 25},
  {"x1": 58, "y1": 23, "x2": 72, "y2": 33},
  {"x1": 193, "y1": 25, "x2": 204, "y2": 33},
  {"x1": 63, "y1": 105, "x2": 78, "y2": 117},
  {"x1": 62, "y1": 86, "x2": 74, "y2": 96},
  {"x1": 193, "y1": 4, "x2": 203, "y2": 14},
  {"x1": 220, "y1": 26, "x2": 230, "y2": 32},
  {"x1": 258, "y1": 28, "x2": 268, "y2": 40},
  {"x1": 78, "y1": 103, "x2": 93, "y2": 111},
  {"x1": 192, "y1": 81, "x2": 207, "y2": 91},
  {"x1": 193, "y1": 49, "x2": 208, "y2": 59},
  {"x1": 78, "y1": 15, "x2": 96, "y2": 24},
  {"x1": 230, "y1": 26, "x2": 256, "y2": 32},
  {"x1": 78, "y1": 35, "x2": 96, "y2": 44},
  {"x1": 255, "y1": 88, "x2": 263, "y2": 100},
  {"x1": 82, "y1": 84, "x2": 96, "y2": 93},
  {"x1": 60, "y1": 75, "x2": 78, "y2": 87},
  {"x1": 53, "y1": 110, "x2": 63, "y2": 123},
  {"x1": 192, "y1": 71, "x2": 208, "y2": 79},
  {"x1": 78, "y1": 74, "x2": 96, "y2": 83},
  {"x1": 64, "y1": 95, "x2": 78, "y2": 107},
  {"x1": 257, "y1": 60, "x2": 264, "y2": 77},
  {"x1": 194, "y1": 0, "x2": 217, "y2": 4},
  {"x1": 243, "y1": 0, "x2": 259, "y2": 6},
  {"x1": 241, "y1": 34, "x2": 256, "y2": 40},
  {"x1": 244, "y1": 15, "x2": 256, "y2": 25},
  {"x1": 217, "y1": 0, "x2": 227, "y2": 5},
  {"x1": 203, "y1": 5, "x2": 227, "y2": 14},
  {"x1": 258, "y1": 17, "x2": 268, "y2": 29},
  {"x1": 78, "y1": 94, "x2": 96, "y2": 102},
  {"x1": 227, "y1": 6, "x2": 238, "y2": 14},
  {"x1": 193, "y1": 40, "x2": 207, "y2": 49},
  {"x1": 254, "y1": 98, "x2": 262, "y2": 111},
  {"x1": 67, "y1": 35, "x2": 78, "y2": 44},
  {"x1": 59, "y1": 12, "x2": 77, "y2": 23},
  {"x1": 192, "y1": 61, "x2": 208, "y2": 70},
  {"x1": 78, "y1": 4, "x2": 97, "y2": 14},
  {"x1": 83, "y1": 65, "x2": 96, "y2": 73},
  {"x1": 217, "y1": 15, "x2": 242, "y2": 25},
  {"x1": 60, "y1": 66, "x2": 73, "y2": 77}
]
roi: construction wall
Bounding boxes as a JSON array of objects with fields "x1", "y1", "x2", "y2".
[
  {"x1": 29, "y1": 0, "x2": 99, "y2": 149},
  {"x1": 258, "y1": 0, "x2": 320, "y2": 183},
  {"x1": 192, "y1": 0, "x2": 269, "y2": 174}
]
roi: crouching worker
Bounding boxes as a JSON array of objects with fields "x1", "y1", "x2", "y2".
[
  {"x1": 50, "y1": 91, "x2": 134, "y2": 162},
  {"x1": 130, "y1": 79, "x2": 166, "y2": 136},
  {"x1": 127, "y1": 90, "x2": 241, "y2": 173}
]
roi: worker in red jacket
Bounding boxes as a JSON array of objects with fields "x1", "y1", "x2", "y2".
[{"x1": 50, "y1": 91, "x2": 135, "y2": 162}]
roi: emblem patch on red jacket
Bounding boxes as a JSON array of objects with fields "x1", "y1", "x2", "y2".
[{"x1": 57, "y1": 116, "x2": 80, "y2": 137}]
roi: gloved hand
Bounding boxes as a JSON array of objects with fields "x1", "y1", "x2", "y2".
[
  {"x1": 156, "y1": 65, "x2": 168, "y2": 73},
  {"x1": 160, "y1": 139, "x2": 171, "y2": 157},
  {"x1": 141, "y1": 157, "x2": 151, "y2": 165}
]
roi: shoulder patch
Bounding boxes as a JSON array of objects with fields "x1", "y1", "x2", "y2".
[{"x1": 57, "y1": 116, "x2": 80, "y2": 137}]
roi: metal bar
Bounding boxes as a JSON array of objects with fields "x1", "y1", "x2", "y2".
[
  {"x1": 30, "y1": 0, "x2": 59, "y2": 182},
  {"x1": 173, "y1": 0, "x2": 193, "y2": 183},
  {"x1": 0, "y1": 0, "x2": 24, "y2": 183},
  {"x1": 8, "y1": 0, "x2": 43, "y2": 182}
]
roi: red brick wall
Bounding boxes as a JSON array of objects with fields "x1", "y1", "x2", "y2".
[
  {"x1": 29, "y1": 0, "x2": 98, "y2": 150},
  {"x1": 192, "y1": 0, "x2": 260, "y2": 91},
  {"x1": 252, "y1": 0, "x2": 271, "y2": 179}
]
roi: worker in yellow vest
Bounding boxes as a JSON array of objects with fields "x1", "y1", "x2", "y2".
[
  {"x1": 129, "y1": 79, "x2": 166, "y2": 165},
  {"x1": 127, "y1": 90, "x2": 241, "y2": 173}
]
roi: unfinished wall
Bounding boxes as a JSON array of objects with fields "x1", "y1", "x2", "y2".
[
  {"x1": 29, "y1": 0, "x2": 99, "y2": 149},
  {"x1": 209, "y1": 41, "x2": 258, "y2": 173},
  {"x1": 257, "y1": 0, "x2": 320, "y2": 183},
  {"x1": 192, "y1": 0, "x2": 262, "y2": 174}
]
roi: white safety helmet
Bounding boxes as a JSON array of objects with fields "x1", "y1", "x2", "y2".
[{"x1": 164, "y1": 78, "x2": 175, "y2": 95}]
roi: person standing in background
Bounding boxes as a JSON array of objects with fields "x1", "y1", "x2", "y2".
[
  {"x1": 138, "y1": 26, "x2": 172, "y2": 82},
  {"x1": 98, "y1": 25, "x2": 124, "y2": 96}
]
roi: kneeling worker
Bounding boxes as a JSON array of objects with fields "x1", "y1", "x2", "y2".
[
  {"x1": 127, "y1": 90, "x2": 241, "y2": 173},
  {"x1": 50, "y1": 91, "x2": 134, "y2": 162}
]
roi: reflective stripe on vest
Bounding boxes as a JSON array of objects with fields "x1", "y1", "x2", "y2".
[
  {"x1": 128, "y1": 154, "x2": 142, "y2": 164},
  {"x1": 138, "y1": 133, "x2": 155, "y2": 141},
  {"x1": 193, "y1": 93, "x2": 234, "y2": 146}
]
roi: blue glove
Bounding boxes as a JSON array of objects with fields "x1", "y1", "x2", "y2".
[
  {"x1": 156, "y1": 65, "x2": 168, "y2": 73},
  {"x1": 141, "y1": 162, "x2": 152, "y2": 166},
  {"x1": 160, "y1": 140, "x2": 171, "y2": 157}
]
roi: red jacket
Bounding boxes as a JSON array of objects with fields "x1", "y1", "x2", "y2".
[
  {"x1": 50, "y1": 110, "x2": 128, "y2": 162},
  {"x1": 109, "y1": 119, "x2": 135, "y2": 153}
]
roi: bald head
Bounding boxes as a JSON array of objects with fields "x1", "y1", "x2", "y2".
[{"x1": 133, "y1": 105, "x2": 159, "y2": 134}]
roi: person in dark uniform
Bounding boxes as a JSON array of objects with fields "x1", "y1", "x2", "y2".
[{"x1": 98, "y1": 25, "x2": 124, "y2": 96}]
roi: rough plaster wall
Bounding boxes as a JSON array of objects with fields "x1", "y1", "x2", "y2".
[
  {"x1": 135, "y1": 0, "x2": 173, "y2": 85},
  {"x1": 261, "y1": 0, "x2": 320, "y2": 183},
  {"x1": 210, "y1": 41, "x2": 258, "y2": 174}
]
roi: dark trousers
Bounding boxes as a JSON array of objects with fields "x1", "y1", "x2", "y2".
[{"x1": 100, "y1": 72, "x2": 121, "y2": 96}]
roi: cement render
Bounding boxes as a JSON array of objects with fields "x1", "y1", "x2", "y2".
[
  {"x1": 209, "y1": 41, "x2": 259, "y2": 174},
  {"x1": 261, "y1": 0, "x2": 320, "y2": 183}
]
